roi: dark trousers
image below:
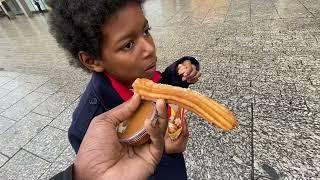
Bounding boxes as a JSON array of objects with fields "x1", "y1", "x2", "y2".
[{"x1": 148, "y1": 153, "x2": 187, "y2": 180}]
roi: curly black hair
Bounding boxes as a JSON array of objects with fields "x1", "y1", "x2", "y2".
[{"x1": 47, "y1": 0, "x2": 145, "y2": 69}]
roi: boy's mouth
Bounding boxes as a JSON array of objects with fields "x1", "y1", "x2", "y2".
[{"x1": 145, "y1": 63, "x2": 156, "y2": 72}]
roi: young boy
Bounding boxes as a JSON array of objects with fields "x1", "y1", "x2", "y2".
[{"x1": 47, "y1": 0, "x2": 201, "y2": 179}]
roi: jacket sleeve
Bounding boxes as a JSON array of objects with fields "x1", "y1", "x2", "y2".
[
  {"x1": 68, "y1": 130, "x2": 83, "y2": 153},
  {"x1": 68, "y1": 90, "x2": 106, "y2": 153},
  {"x1": 50, "y1": 165, "x2": 73, "y2": 180},
  {"x1": 160, "y1": 56, "x2": 200, "y2": 88}
]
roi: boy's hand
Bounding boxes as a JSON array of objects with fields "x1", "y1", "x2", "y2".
[
  {"x1": 177, "y1": 60, "x2": 201, "y2": 83},
  {"x1": 164, "y1": 117, "x2": 189, "y2": 154}
]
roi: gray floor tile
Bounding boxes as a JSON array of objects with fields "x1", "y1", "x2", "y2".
[
  {"x1": 281, "y1": 93, "x2": 308, "y2": 110},
  {"x1": 187, "y1": 113, "x2": 225, "y2": 144},
  {"x1": 0, "y1": 76, "x2": 13, "y2": 86},
  {"x1": 0, "y1": 113, "x2": 52, "y2": 157},
  {"x1": 24, "y1": 126, "x2": 69, "y2": 162},
  {"x1": 219, "y1": 95, "x2": 252, "y2": 126},
  {"x1": 0, "y1": 86, "x2": 32, "y2": 109},
  {"x1": 0, "y1": 88, "x2": 11, "y2": 99},
  {"x1": 50, "y1": 101, "x2": 78, "y2": 131},
  {"x1": 305, "y1": 95, "x2": 320, "y2": 112},
  {"x1": 273, "y1": 0, "x2": 313, "y2": 18},
  {"x1": 23, "y1": 82, "x2": 46, "y2": 91},
  {"x1": 0, "y1": 92, "x2": 50, "y2": 120},
  {"x1": 254, "y1": 116, "x2": 320, "y2": 179},
  {"x1": 13, "y1": 74, "x2": 50, "y2": 85},
  {"x1": 35, "y1": 82, "x2": 64, "y2": 95},
  {"x1": 251, "y1": 81, "x2": 282, "y2": 96},
  {"x1": 45, "y1": 78, "x2": 69, "y2": 86},
  {"x1": 0, "y1": 153, "x2": 8, "y2": 167},
  {"x1": 33, "y1": 92, "x2": 80, "y2": 118},
  {"x1": 0, "y1": 150, "x2": 50, "y2": 180},
  {"x1": 296, "y1": 84, "x2": 319, "y2": 96},
  {"x1": 0, "y1": 79, "x2": 26, "y2": 91},
  {"x1": 0, "y1": 77, "x2": 46, "y2": 92},
  {"x1": 310, "y1": 75, "x2": 320, "y2": 86},
  {"x1": 0, "y1": 71, "x2": 20, "y2": 78},
  {"x1": 57, "y1": 80, "x2": 87, "y2": 95},
  {"x1": 186, "y1": 125, "x2": 252, "y2": 179},
  {"x1": 0, "y1": 116, "x2": 15, "y2": 134},
  {"x1": 38, "y1": 146, "x2": 75, "y2": 180},
  {"x1": 0, "y1": 81, "x2": 42, "y2": 110},
  {"x1": 254, "y1": 93, "x2": 289, "y2": 107}
]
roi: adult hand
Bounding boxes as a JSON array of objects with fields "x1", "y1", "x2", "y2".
[{"x1": 74, "y1": 94, "x2": 168, "y2": 180}]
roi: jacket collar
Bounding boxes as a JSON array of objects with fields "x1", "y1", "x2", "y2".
[
  {"x1": 104, "y1": 71, "x2": 162, "y2": 102},
  {"x1": 90, "y1": 72, "x2": 123, "y2": 110},
  {"x1": 90, "y1": 71, "x2": 162, "y2": 110}
]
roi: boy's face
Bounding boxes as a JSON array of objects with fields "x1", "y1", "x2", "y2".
[{"x1": 97, "y1": 2, "x2": 156, "y2": 87}]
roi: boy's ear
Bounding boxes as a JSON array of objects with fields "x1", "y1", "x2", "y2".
[{"x1": 78, "y1": 51, "x2": 104, "y2": 72}]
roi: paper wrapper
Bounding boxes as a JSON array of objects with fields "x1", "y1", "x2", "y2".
[{"x1": 167, "y1": 104, "x2": 186, "y2": 141}]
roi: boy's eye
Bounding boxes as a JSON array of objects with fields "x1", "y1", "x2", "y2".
[
  {"x1": 143, "y1": 27, "x2": 151, "y2": 36},
  {"x1": 124, "y1": 41, "x2": 135, "y2": 50}
]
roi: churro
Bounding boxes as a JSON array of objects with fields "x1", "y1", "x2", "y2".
[{"x1": 132, "y1": 78, "x2": 238, "y2": 131}]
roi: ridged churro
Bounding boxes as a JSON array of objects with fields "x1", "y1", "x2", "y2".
[{"x1": 132, "y1": 78, "x2": 238, "y2": 131}]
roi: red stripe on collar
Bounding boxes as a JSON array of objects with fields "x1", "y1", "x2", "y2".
[{"x1": 104, "y1": 71, "x2": 162, "y2": 101}]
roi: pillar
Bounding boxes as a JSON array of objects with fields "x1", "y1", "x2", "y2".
[
  {"x1": 0, "y1": 1, "x2": 16, "y2": 19},
  {"x1": 16, "y1": 0, "x2": 33, "y2": 17}
]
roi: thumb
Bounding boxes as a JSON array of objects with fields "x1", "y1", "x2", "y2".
[{"x1": 97, "y1": 94, "x2": 141, "y2": 127}]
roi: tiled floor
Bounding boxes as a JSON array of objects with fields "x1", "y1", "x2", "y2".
[{"x1": 0, "y1": 0, "x2": 319, "y2": 179}]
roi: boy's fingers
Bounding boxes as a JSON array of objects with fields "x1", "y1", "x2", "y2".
[
  {"x1": 183, "y1": 65, "x2": 192, "y2": 76},
  {"x1": 187, "y1": 72, "x2": 201, "y2": 83},
  {"x1": 187, "y1": 68, "x2": 197, "y2": 79},
  {"x1": 182, "y1": 60, "x2": 192, "y2": 76},
  {"x1": 191, "y1": 65, "x2": 197, "y2": 72},
  {"x1": 195, "y1": 71, "x2": 201, "y2": 79},
  {"x1": 178, "y1": 66, "x2": 187, "y2": 75}
]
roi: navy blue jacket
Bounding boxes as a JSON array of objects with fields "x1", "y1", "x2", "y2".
[{"x1": 68, "y1": 56, "x2": 199, "y2": 180}]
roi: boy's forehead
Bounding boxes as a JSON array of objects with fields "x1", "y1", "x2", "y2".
[{"x1": 101, "y1": 3, "x2": 146, "y2": 41}]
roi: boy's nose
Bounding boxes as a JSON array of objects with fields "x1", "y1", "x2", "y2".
[{"x1": 141, "y1": 38, "x2": 155, "y2": 57}]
